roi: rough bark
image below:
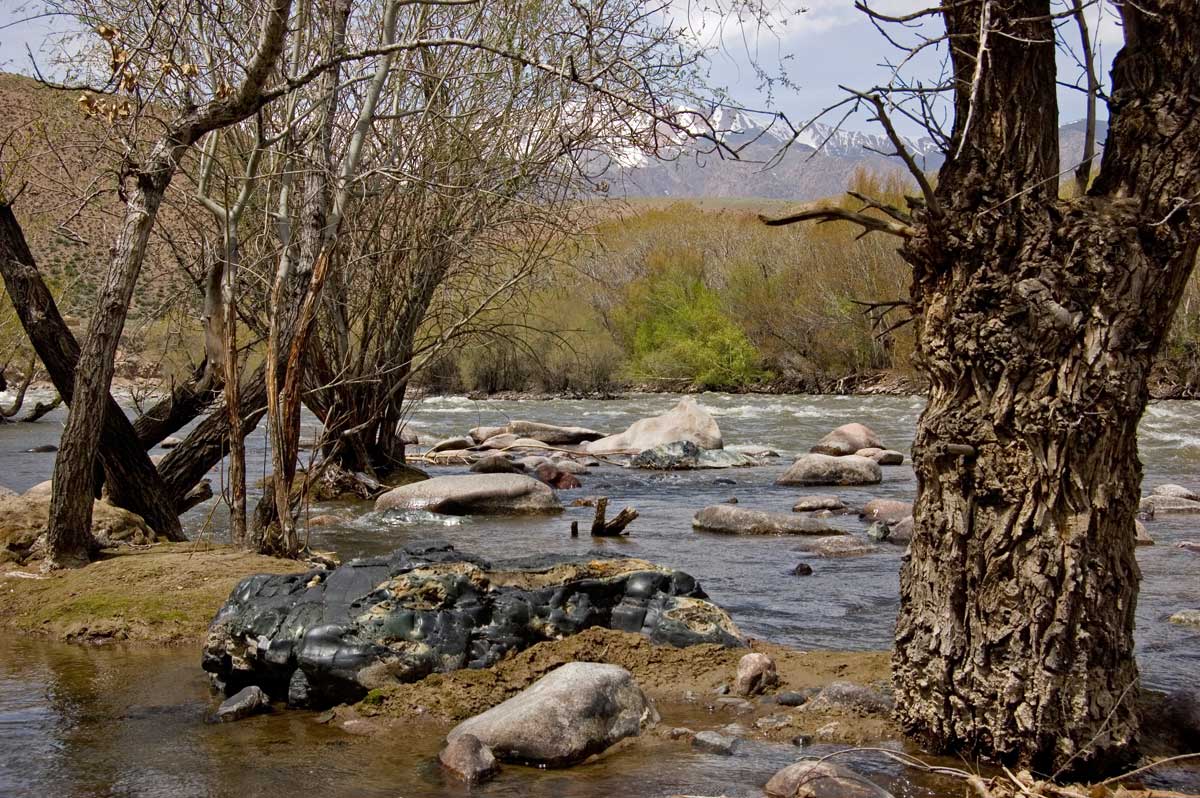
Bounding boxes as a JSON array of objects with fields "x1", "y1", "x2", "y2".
[
  {"x1": 0, "y1": 203, "x2": 184, "y2": 542},
  {"x1": 892, "y1": 0, "x2": 1200, "y2": 774}
]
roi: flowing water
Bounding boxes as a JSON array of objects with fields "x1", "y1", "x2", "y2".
[{"x1": 2, "y1": 392, "x2": 1199, "y2": 797}]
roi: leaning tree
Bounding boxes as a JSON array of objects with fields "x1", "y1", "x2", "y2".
[{"x1": 764, "y1": 0, "x2": 1198, "y2": 775}]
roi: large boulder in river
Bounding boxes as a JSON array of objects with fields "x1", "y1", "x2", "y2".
[
  {"x1": 692, "y1": 505, "x2": 835, "y2": 536},
  {"x1": 587, "y1": 397, "x2": 722, "y2": 454},
  {"x1": 375, "y1": 474, "x2": 562, "y2": 515},
  {"x1": 469, "y1": 421, "x2": 605, "y2": 446},
  {"x1": 631, "y1": 441, "x2": 756, "y2": 470},
  {"x1": 445, "y1": 662, "x2": 657, "y2": 766},
  {"x1": 203, "y1": 544, "x2": 744, "y2": 708},
  {"x1": 810, "y1": 423, "x2": 884, "y2": 457},
  {"x1": 778, "y1": 454, "x2": 881, "y2": 487}
]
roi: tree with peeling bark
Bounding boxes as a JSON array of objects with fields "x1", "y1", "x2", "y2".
[{"x1": 763, "y1": 0, "x2": 1199, "y2": 774}]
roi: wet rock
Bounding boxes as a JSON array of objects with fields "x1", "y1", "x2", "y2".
[
  {"x1": 588, "y1": 397, "x2": 722, "y2": 454},
  {"x1": 691, "y1": 730, "x2": 737, "y2": 755},
  {"x1": 212, "y1": 686, "x2": 271, "y2": 722},
  {"x1": 887, "y1": 516, "x2": 914, "y2": 544},
  {"x1": 802, "y1": 681, "x2": 894, "y2": 714},
  {"x1": 765, "y1": 760, "x2": 893, "y2": 798},
  {"x1": 439, "y1": 733, "x2": 499, "y2": 783},
  {"x1": 203, "y1": 544, "x2": 743, "y2": 708},
  {"x1": 866, "y1": 522, "x2": 892, "y2": 542},
  {"x1": 666, "y1": 727, "x2": 695, "y2": 740},
  {"x1": 810, "y1": 424, "x2": 884, "y2": 457},
  {"x1": 792, "y1": 495, "x2": 845, "y2": 512},
  {"x1": 756, "y1": 714, "x2": 793, "y2": 731},
  {"x1": 795, "y1": 537, "x2": 878, "y2": 558},
  {"x1": 1179, "y1": 541, "x2": 1200, "y2": 553},
  {"x1": 552, "y1": 459, "x2": 591, "y2": 475},
  {"x1": 1153, "y1": 484, "x2": 1200, "y2": 502},
  {"x1": 469, "y1": 455, "x2": 526, "y2": 475},
  {"x1": 860, "y1": 499, "x2": 912, "y2": 525},
  {"x1": 529, "y1": 463, "x2": 580, "y2": 489},
  {"x1": 776, "y1": 689, "x2": 817, "y2": 707},
  {"x1": 714, "y1": 696, "x2": 754, "y2": 713},
  {"x1": 516, "y1": 455, "x2": 551, "y2": 470},
  {"x1": 375, "y1": 474, "x2": 562, "y2": 515},
  {"x1": 427, "y1": 436, "x2": 476, "y2": 454},
  {"x1": 874, "y1": 450, "x2": 905, "y2": 465},
  {"x1": 469, "y1": 421, "x2": 605, "y2": 446},
  {"x1": 446, "y1": 662, "x2": 658, "y2": 767},
  {"x1": 733, "y1": 652, "x2": 778, "y2": 697},
  {"x1": 307, "y1": 514, "x2": 341, "y2": 528},
  {"x1": 630, "y1": 441, "x2": 755, "y2": 470},
  {"x1": 1169, "y1": 609, "x2": 1200, "y2": 627},
  {"x1": 791, "y1": 563, "x2": 813, "y2": 576},
  {"x1": 778, "y1": 455, "x2": 881, "y2": 487},
  {"x1": 1140, "y1": 494, "x2": 1200, "y2": 515},
  {"x1": 1136, "y1": 520, "x2": 1153, "y2": 546},
  {"x1": 25, "y1": 444, "x2": 57, "y2": 453},
  {"x1": 692, "y1": 505, "x2": 835, "y2": 536}
]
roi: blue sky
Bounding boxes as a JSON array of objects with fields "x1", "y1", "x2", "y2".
[{"x1": 1, "y1": 1, "x2": 1122, "y2": 136}]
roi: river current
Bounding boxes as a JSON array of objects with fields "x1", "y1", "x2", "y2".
[{"x1": 2, "y1": 392, "x2": 1198, "y2": 797}]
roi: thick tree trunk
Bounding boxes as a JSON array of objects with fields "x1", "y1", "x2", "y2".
[
  {"x1": 0, "y1": 203, "x2": 184, "y2": 543},
  {"x1": 892, "y1": 0, "x2": 1200, "y2": 774}
]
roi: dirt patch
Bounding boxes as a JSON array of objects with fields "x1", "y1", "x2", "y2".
[
  {"x1": 356, "y1": 627, "x2": 898, "y2": 746},
  {"x1": 0, "y1": 542, "x2": 305, "y2": 645}
]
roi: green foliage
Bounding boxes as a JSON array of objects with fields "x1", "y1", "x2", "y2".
[{"x1": 614, "y1": 250, "x2": 766, "y2": 389}]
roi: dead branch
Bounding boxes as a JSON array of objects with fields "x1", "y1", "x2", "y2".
[
  {"x1": 589, "y1": 497, "x2": 638, "y2": 536},
  {"x1": 759, "y1": 206, "x2": 915, "y2": 239}
]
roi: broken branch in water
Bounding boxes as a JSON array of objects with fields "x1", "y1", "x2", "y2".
[{"x1": 579, "y1": 496, "x2": 639, "y2": 536}]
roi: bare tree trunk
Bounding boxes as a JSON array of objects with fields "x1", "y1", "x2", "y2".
[
  {"x1": 0, "y1": 203, "x2": 184, "y2": 543},
  {"x1": 890, "y1": 0, "x2": 1200, "y2": 775},
  {"x1": 43, "y1": 0, "x2": 292, "y2": 565}
]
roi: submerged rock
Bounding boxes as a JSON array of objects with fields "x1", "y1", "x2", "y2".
[
  {"x1": 439, "y1": 733, "x2": 499, "y2": 783},
  {"x1": 692, "y1": 730, "x2": 737, "y2": 755},
  {"x1": 375, "y1": 474, "x2": 562, "y2": 515},
  {"x1": 794, "y1": 537, "x2": 878, "y2": 558},
  {"x1": 212, "y1": 685, "x2": 271, "y2": 722},
  {"x1": 588, "y1": 397, "x2": 722, "y2": 454},
  {"x1": 765, "y1": 760, "x2": 893, "y2": 798},
  {"x1": 792, "y1": 494, "x2": 845, "y2": 512},
  {"x1": 203, "y1": 544, "x2": 743, "y2": 708},
  {"x1": 446, "y1": 662, "x2": 657, "y2": 767},
  {"x1": 692, "y1": 505, "x2": 835, "y2": 536},
  {"x1": 778, "y1": 454, "x2": 881, "y2": 487},
  {"x1": 1169, "y1": 609, "x2": 1200, "y2": 627},
  {"x1": 810, "y1": 424, "x2": 884, "y2": 457}
]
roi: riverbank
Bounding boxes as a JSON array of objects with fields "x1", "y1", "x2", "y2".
[
  {"x1": 0, "y1": 542, "x2": 305, "y2": 644},
  {"x1": 346, "y1": 626, "x2": 898, "y2": 747}
]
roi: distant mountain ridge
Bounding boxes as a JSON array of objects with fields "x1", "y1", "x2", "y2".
[{"x1": 610, "y1": 107, "x2": 1107, "y2": 201}]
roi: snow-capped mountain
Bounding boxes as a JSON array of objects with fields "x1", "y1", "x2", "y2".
[{"x1": 606, "y1": 105, "x2": 1101, "y2": 201}]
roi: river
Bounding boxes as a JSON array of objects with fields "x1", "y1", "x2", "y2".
[{"x1": 2, "y1": 392, "x2": 1198, "y2": 797}]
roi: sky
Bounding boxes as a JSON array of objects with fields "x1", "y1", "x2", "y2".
[{"x1": 1, "y1": 0, "x2": 1123, "y2": 137}]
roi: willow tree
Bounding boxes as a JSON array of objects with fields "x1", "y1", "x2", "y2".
[{"x1": 765, "y1": 0, "x2": 1199, "y2": 774}]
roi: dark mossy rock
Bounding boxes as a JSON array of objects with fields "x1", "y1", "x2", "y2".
[{"x1": 202, "y1": 543, "x2": 743, "y2": 709}]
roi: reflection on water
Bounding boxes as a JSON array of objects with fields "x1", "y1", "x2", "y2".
[{"x1": 2, "y1": 392, "x2": 1199, "y2": 796}]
